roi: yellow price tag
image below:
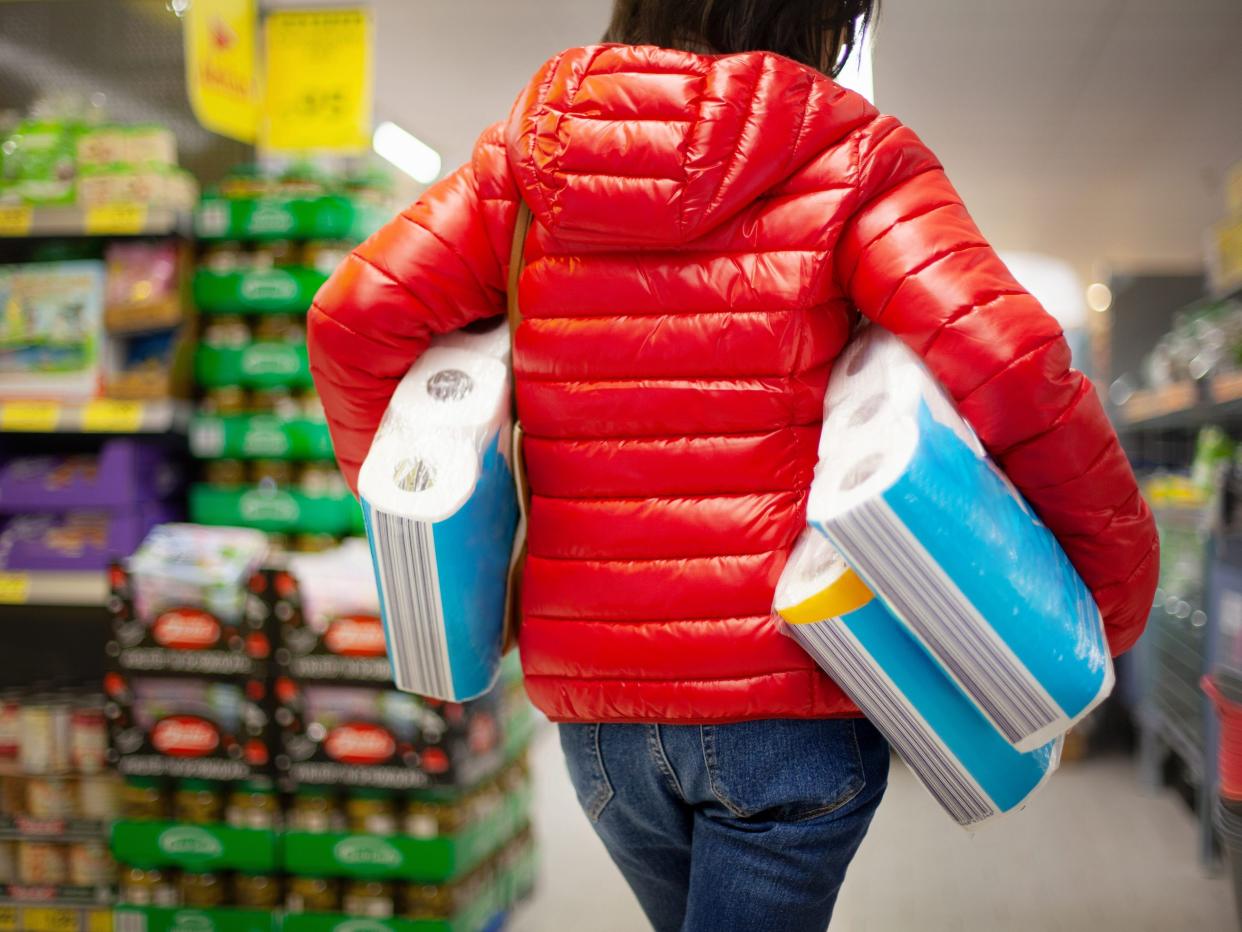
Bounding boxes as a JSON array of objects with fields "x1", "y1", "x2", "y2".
[
  {"x1": 85, "y1": 203, "x2": 148, "y2": 235},
  {"x1": 82, "y1": 400, "x2": 144, "y2": 433},
  {"x1": 0, "y1": 905, "x2": 18, "y2": 931},
  {"x1": 0, "y1": 573, "x2": 30, "y2": 605},
  {"x1": 0, "y1": 400, "x2": 60, "y2": 432},
  {"x1": 20, "y1": 906, "x2": 79, "y2": 932},
  {"x1": 0, "y1": 205, "x2": 33, "y2": 237},
  {"x1": 85, "y1": 908, "x2": 112, "y2": 932}
]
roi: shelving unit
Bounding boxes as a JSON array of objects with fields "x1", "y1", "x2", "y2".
[
  {"x1": 0, "y1": 399, "x2": 191, "y2": 435},
  {"x1": 0, "y1": 203, "x2": 190, "y2": 239},
  {"x1": 1111, "y1": 277, "x2": 1242, "y2": 869}
]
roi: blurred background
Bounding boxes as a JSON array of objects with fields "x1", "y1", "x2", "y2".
[{"x1": 0, "y1": 1, "x2": 1241, "y2": 930}]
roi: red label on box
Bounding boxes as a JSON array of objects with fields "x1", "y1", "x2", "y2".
[
  {"x1": 152, "y1": 608, "x2": 221, "y2": 649},
  {"x1": 151, "y1": 715, "x2": 220, "y2": 757},
  {"x1": 324, "y1": 722, "x2": 396, "y2": 764},
  {"x1": 324, "y1": 616, "x2": 387, "y2": 657}
]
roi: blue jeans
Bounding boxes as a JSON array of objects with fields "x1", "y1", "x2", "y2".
[{"x1": 559, "y1": 718, "x2": 888, "y2": 932}]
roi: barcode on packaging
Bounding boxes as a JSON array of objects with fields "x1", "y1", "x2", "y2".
[{"x1": 371, "y1": 507, "x2": 453, "y2": 697}]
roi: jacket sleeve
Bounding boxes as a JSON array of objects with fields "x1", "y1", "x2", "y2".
[
  {"x1": 308, "y1": 123, "x2": 520, "y2": 491},
  {"x1": 834, "y1": 116, "x2": 1158, "y2": 656}
]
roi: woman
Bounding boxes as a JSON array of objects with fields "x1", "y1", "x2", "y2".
[{"x1": 309, "y1": 1, "x2": 1159, "y2": 928}]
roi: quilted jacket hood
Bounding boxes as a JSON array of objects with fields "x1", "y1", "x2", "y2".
[{"x1": 505, "y1": 44, "x2": 876, "y2": 247}]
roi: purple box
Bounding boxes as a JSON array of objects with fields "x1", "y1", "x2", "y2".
[
  {"x1": 0, "y1": 440, "x2": 181, "y2": 513},
  {"x1": 0, "y1": 502, "x2": 178, "y2": 572}
]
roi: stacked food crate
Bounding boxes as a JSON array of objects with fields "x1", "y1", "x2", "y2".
[{"x1": 188, "y1": 166, "x2": 386, "y2": 551}]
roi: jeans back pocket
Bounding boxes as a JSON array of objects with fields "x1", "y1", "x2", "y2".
[
  {"x1": 700, "y1": 718, "x2": 880, "y2": 822},
  {"x1": 559, "y1": 723, "x2": 615, "y2": 822}
]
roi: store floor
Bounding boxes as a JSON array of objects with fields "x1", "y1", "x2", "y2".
[{"x1": 510, "y1": 723, "x2": 1236, "y2": 931}]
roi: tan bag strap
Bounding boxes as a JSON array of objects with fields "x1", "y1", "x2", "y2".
[
  {"x1": 507, "y1": 201, "x2": 533, "y2": 346},
  {"x1": 501, "y1": 201, "x2": 533, "y2": 654}
]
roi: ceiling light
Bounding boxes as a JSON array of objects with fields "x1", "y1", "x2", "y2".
[
  {"x1": 372, "y1": 121, "x2": 441, "y2": 185},
  {"x1": 1086, "y1": 282, "x2": 1113, "y2": 313}
]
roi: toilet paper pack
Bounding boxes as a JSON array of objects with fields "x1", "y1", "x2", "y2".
[
  {"x1": 359, "y1": 346, "x2": 520, "y2": 702},
  {"x1": 809, "y1": 327, "x2": 1113, "y2": 752},
  {"x1": 776, "y1": 531, "x2": 1061, "y2": 827}
]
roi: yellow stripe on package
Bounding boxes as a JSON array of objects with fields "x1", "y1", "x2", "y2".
[{"x1": 775, "y1": 530, "x2": 1061, "y2": 828}]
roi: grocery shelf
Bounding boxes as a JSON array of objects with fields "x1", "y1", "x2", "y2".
[
  {"x1": 0, "y1": 814, "x2": 108, "y2": 842},
  {"x1": 0, "y1": 399, "x2": 190, "y2": 434},
  {"x1": 0, "y1": 203, "x2": 190, "y2": 239},
  {"x1": 1115, "y1": 374, "x2": 1242, "y2": 431},
  {"x1": 0, "y1": 570, "x2": 109, "y2": 607}
]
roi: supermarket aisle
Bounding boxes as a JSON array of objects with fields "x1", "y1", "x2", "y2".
[{"x1": 512, "y1": 724, "x2": 1235, "y2": 932}]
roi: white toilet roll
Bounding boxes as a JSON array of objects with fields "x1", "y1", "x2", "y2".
[
  {"x1": 386, "y1": 346, "x2": 509, "y2": 438},
  {"x1": 808, "y1": 326, "x2": 1113, "y2": 752},
  {"x1": 775, "y1": 529, "x2": 1062, "y2": 828},
  {"x1": 358, "y1": 347, "x2": 519, "y2": 702},
  {"x1": 433, "y1": 316, "x2": 511, "y2": 363}
]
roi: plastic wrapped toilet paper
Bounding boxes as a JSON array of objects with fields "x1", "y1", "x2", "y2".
[
  {"x1": 358, "y1": 346, "x2": 519, "y2": 701},
  {"x1": 775, "y1": 530, "x2": 1061, "y2": 827},
  {"x1": 432, "y1": 316, "x2": 511, "y2": 363},
  {"x1": 809, "y1": 326, "x2": 1113, "y2": 752}
]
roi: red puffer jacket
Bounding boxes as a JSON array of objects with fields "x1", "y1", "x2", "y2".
[{"x1": 309, "y1": 45, "x2": 1158, "y2": 724}]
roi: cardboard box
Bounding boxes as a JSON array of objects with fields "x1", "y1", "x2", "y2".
[
  {"x1": 104, "y1": 673, "x2": 272, "y2": 782},
  {"x1": 107, "y1": 564, "x2": 272, "y2": 678},
  {"x1": 274, "y1": 681, "x2": 508, "y2": 791}
]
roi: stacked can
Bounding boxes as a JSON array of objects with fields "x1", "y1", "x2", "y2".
[{"x1": 0, "y1": 686, "x2": 119, "y2": 929}]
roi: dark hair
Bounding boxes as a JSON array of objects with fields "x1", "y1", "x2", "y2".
[{"x1": 604, "y1": 0, "x2": 878, "y2": 77}]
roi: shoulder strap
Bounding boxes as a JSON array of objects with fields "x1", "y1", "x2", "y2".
[{"x1": 507, "y1": 201, "x2": 533, "y2": 339}]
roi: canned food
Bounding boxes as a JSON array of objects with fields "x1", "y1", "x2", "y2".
[
  {"x1": 289, "y1": 786, "x2": 338, "y2": 833},
  {"x1": 18, "y1": 841, "x2": 67, "y2": 885},
  {"x1": 249, "y1": 387, "x2": 299, "y2": 417},
  {"x1": 251, "y1": 241, "x2": 299, "y2": 269},
  {"x1": 303, "y1": 241, "x2": 352, "y2": 276},
  {"x1": 0, "y1": 690, "x2": 21, "y2": 766},
  {"x1": 205, "y1": 458, "x2": 248, "y2": 488},
  {"x1": 202, "y1": 315, "x2": 252, "y2": 349},
  {"x1": 122, "y1": 776, "x2": 166, "y2": 821},
  {"x1": 78, "y1": 775, "x2": 120, "y2": 821},
  {"x1": 286, "y1": 875, "x2": 339, "y2": 913},
  {"x1": 68, "y1": 840, "x2": 112, "y2": 886},
  {"x1": 346, "y1": 788, "x2": 397, "y2": 835},
  {"x1": 70, "y1": 697, "x2": 108, "y2": 775},
  {"x1": 27, "y1": 777, "x2": 74, "y2": 820},
  {"x1": 234, "y1": 872, "x2": 282, "y2": 909},
  {"x1": 297, "y1": 463, "x2": 338, "y2": 496},
  {"x1": 253, "y1": 314, "x2": 304, "y2": 344},
  {"x1": 0, "y1": 841, "x2": 15, "y2": 884},
  {"x1": 251, "y1": 460, "x2": 295, "y2": 487},
  {"x1": 402, "y1": 798, "x2": 465, "y2": 839},
  {"x1": 227, "y1": 781, "x2": 280, "y2": 830},
  {"x1": 19, "y1": 696, "x2": 58, "y2": 774},
  {"x1": 292, "y1": 533, "x2": 336, "y2": 553},
  {"x1": 403, "y1": 880, "x2": 455, "y2": 920},
  {"x1": 202, "y1": 242, "x2": 248, "y2": 273},
  {"x1": 122, "y1": 865, "x2": 178, "y2": 907},
  {"x1": 174, "y1": 779, "x2": 223, "y2": 825},
  {"x1": 343, "y1": 879, "x2": 395, "y2": 918},
  {"x1": 180, "y1": 871, "x2": 226, "y2": 908},
  {"x1": 201, "y1": 386, "x2": 250, "y2": 417}
]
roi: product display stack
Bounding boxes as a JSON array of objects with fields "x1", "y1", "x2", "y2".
[
  {"x1": 105, "y1": 524, "x2": 536, "y2": 932},
  {"x1": 0, "y1": 686, "x2": 121, "y2": 932},
  {"x1": 187, "y1": 165, "x2": 387, "y2": 549},
  {"x1": 106, "y1": 524, "x2": 276, "y2": 932},
  {"x1": 271, "y1": 543, "x2": 536, "y2": 931}
]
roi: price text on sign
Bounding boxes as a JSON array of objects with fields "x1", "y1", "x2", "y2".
[
  {"x1": 85, "y1": 203, "x2": 149, "y2": 235},
  {"x1": 0, "y1": 906, "x2": 16, "y2": 932},
  {"x1": 0, "y1": 574, "x2": 31, "y2": 605},
  {"x1": 0, "y1": 205, "x2": 33, "y2": 236},
  {"x1": 0, "y1": 401, "x2": 60, "y2": 432},
  {"x1": 83, "y1": 399, "x2": 145, "y2": 432},
  {"x1": 262, "y1": 9, "x2": 373, "y2": 153}
]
